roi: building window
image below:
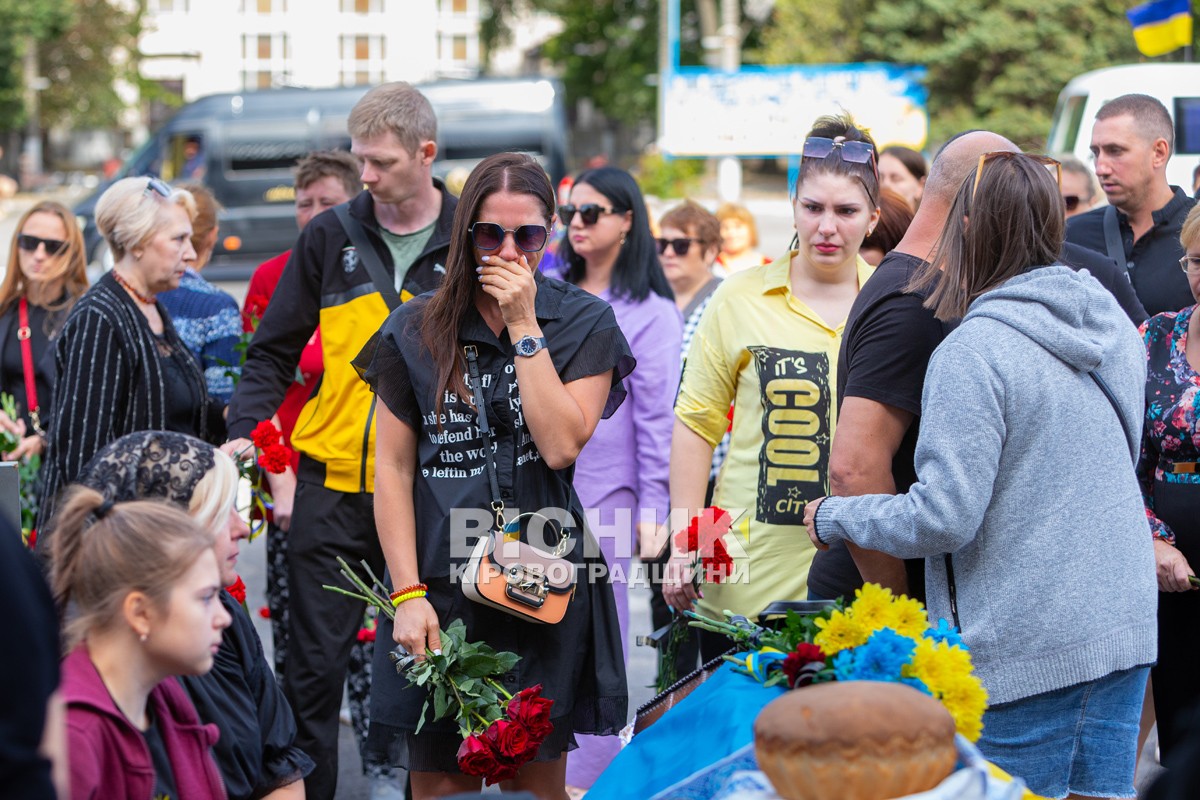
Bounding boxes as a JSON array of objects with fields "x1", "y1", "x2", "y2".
[
  {"x1": 241, "y1": 33, "x2": 290, "y2": 90},
  {"x1": 241, "y1": 0, "x2": 287, "y2": 10},
  {"x1": 340, "y1": 34, "x2": 386, "y2": 86},
  {"x1": 341, "y1": 0, "x2": 384, "y2": 12},
  {"x1": 450, "y1": 0, "x2": 469, "y2": 13},
  {"x1": 452, "y1": 35, "x2": 468, "y2": 61}
]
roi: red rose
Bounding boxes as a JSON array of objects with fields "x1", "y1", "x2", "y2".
[
  {"x1": 225, "y1": 576, "x2": 247, "y2": 605},
  {"x1": 244, "y1": 294, "x2": 270, "y2": 325},
  {"x1": 494, "y1": 719, "x2": 534, "y2": 761},
  {"x1": 507, "y1": 685, "x2": 554, "y2": 739},
  {"x1": 480, "y1": 723, "x2": 522, "y2": 784},
  {"x1": 782, "y1": 643, "x2": 826, "y2": 689},
  {"x1": 26, "y1": 528, "x2": 36, "y2": 549},
  {"x1": 456, "y1": 734, "x2": 499, "y2": 778},
  {"x1": 250, "y1": 420, "x2": 282, "y2": 450},
  {"x1": 701, "y1": 539, "x2": 735, "y2": 584},
  {"x1": 258, "y1": 443, "x2": 292, "y2": 474}
]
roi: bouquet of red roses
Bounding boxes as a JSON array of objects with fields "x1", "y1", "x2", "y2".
[{"x1": 324, "y1": 559, "x2": 555, "y2": 784}]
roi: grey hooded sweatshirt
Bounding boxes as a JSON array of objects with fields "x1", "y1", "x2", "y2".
[{"x1": 815, "y1": 266, "x2": 1157, "y2": 705}]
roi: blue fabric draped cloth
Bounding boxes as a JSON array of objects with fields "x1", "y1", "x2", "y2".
[{"x1": 586, "y1": 662, "x2": 787, "y2": 800}]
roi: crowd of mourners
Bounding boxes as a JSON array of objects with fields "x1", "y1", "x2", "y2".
[{"x1": 3, "y1": 80, "x2": 1200, "y2": 800}]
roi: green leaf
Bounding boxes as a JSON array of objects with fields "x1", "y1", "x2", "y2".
[
  {"x1": 415, "y1": 699, "x2": 430, "y2": 735},
  {"x1": 433, "y1": 685, "x2": 451, "y2": 720}
]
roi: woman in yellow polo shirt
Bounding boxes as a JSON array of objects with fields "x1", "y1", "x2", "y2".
[{"x1": 664, "y1": 115, "x2": 880, "y2": 659}]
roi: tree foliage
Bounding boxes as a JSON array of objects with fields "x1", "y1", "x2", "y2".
[
  {"x1": 0, "y1": 0, "x2": 70, "y2": 131},
  {"x1": 38, "y1": 0, "x2": 144, "y2": 130},
  {"x1": 759, "y1": 0, "x2": 1142, "y2": 148}
]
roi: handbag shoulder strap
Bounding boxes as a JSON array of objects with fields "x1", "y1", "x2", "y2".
[
  {"x1": 333, "y1": 203, "x2": 401, "y2": 311},
  {"x1": 17, "y1": 298, "x2": 43, "y2": 436},
  {"x1": 464, "y1": 345, "x2": 506, "y2": 528},
  {"x1": 1089, "y1": 369, "x2": 1134, "y2": 463},
  {"x1": 1102, "y1": 205, "x2": 1128, "y2": 274}
]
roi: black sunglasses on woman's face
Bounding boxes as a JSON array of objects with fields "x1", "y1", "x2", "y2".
[
  {"x1": 655, "y1": 237, "x2": 697, "y2": 256},
  {"x1": 17, "y1": 234, "x2": 68, "y2": 256},
  {"x1": 558, "y1": 203, "x2": 619, "y2": 226},
  {"x1": 469, "y1": 222, "x2": 549, "y2": 253}
]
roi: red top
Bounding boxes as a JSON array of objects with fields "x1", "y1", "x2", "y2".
[
  {"x1": 243, "y1": 250, "x2": 324, "y2": 471},
  {"x1": 61, "y1": 644, "x2": 227, "y2": 800}
]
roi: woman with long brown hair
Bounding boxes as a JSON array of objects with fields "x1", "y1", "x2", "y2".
[
  {"x1": 0, "y1": 201, "x2": 88, "y2": 462},
  {"x1": 357, "y1": 151, "x2": 633, "y2": 798}
]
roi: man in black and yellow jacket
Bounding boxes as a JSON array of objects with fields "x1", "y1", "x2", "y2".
[{"x1": 225, "y1": 82, "x2": 456, "y2": 800}]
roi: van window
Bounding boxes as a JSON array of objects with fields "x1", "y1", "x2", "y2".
[
  {"x1": 1049, "y1": 94, "x2": 1088, "y2": 154},
  {"x1": 222, "y1": 120, "x2": 313, "y2": 175},
  {"x1": 1174, "y1": 98, "x2": 1200, "y2": 155}
]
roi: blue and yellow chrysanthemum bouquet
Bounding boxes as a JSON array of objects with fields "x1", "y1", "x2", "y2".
[{"x1": 686, "y1": 583, "x2": 989, "y2": 741}]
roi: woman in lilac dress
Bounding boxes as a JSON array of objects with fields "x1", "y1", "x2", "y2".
[{"x1": 558, "y1": 167, "x2": 682, "y2": 789}]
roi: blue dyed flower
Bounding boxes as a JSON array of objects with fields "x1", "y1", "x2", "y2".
[
  {"x1": 832, "y1": 628, "x2": 917, "y2": 683},
  {"x1": 925, "y1": 618, "x2": 965, "y2": 649}
]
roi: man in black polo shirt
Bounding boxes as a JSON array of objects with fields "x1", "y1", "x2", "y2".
[
  {"x1": 1065, "y1": 93, "x2": 1196, "y2": 317},
  {"x1": 808, "y1": 131, "x2": 1147, "y2": 604}
]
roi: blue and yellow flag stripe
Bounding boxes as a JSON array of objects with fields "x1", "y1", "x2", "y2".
[{"x1": 1127, "y1": 0, "x2": 1194, "y2": 57}]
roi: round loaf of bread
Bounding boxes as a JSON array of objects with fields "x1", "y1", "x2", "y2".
[{"x1": 754, "y1": 681, "x2": 958, "y2": 800}]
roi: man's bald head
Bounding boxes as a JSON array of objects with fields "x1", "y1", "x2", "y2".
[{"x1": 923, "y1": 131, "x2": 1020, "y2": 205}]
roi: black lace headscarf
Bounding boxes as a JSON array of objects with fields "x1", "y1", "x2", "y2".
[{"x1": 75, "y1": 430, "x2": 218, "y2": 508}]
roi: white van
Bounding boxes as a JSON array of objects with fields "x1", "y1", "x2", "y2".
[{"x1": 1047, "y1": 63, "x2": 1200, "y2": 192}]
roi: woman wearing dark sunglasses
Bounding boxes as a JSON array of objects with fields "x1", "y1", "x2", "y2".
[
  {"x1": 358, "y1": 152, "x2": 633, "y2": 798},
  {"x1": 664, "y1": 115, "x2": 880, "y2": 655},
  {"x1": 555, "y1": 166, "x2": 681, "y2": 790},
  {"x1": 36, "y1": 177, "x2": 212, "y2": 549},
  {"x1": 0, "y1": 201, "x2": 88, "y2": 464}
]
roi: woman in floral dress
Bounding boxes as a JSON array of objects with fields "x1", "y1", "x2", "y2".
[{"x1": 1138, "y1": 203, "x2": 1200, "y2": 759}]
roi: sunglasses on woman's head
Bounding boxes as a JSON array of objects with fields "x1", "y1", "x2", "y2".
[
  {"x1": 655, "y1": 237, "x2": 697, "y2": 256},
  {"x1": 17, "y1": 234, "x2": 68, "y2": 256},
  {"x1": 469, "y1": 222, "x2": 548, "y2": 253},
  {"x1": 144, "y1": 176, "x2": 172, "y2": 198},
  {"x1": 801, "y1": 137, "x2": 878, "y2": 175},
  {"x1": 973, "y1": 152, "x2": 1061, "y2": 201},
  {"x1": 558, "y1": 203, "x2": 618, "y2": 226}
]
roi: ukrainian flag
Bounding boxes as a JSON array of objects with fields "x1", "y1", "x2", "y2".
[{"x1": 1127, "y1": 0, "x2": 1194, "y2": 57}]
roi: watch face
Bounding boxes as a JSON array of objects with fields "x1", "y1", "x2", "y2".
[{"x1": 515, "y1": 336, "x2": 543, "y2": 356}]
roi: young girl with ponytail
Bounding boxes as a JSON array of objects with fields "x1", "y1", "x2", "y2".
[{"x1": 51, "y1": 488, "x2": 231, "y2": 800}]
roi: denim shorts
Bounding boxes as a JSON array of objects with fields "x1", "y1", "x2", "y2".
[{"x1": 978, "y1": 666, "x2": 1149, "y2": 799}]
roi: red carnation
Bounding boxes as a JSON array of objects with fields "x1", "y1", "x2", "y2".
[
  {"x1": 507, "y1": 685, "x2": 554, "y2": 739},
  {"x1": 673, "y1": 507, "x2": 732, "y2": 556},
  {"x1": 250, "y1": 420, "x2": 282, "y2": 450},
  {"x1": 357, "y1": 626, "x2": 376, "y2": 643},
  {"x1": 26, "y1": 528, "x2": 36, "y2": 549},
  {"x1": 782, "y1": 643, "x2": 826, "y2": 689},
  {"x1": 258, "y1": 443, "x2": 292, "y2": 474},
  {"x1": 225, "y1": 575, "x2": 247, "y2": 605},
  {"x1": 257, "y1": 606, "x2": 271, "y2": 619},
  {"x1": 700, "y1": 538, "x2": 735, "y2": 584},
  {"x1": 456, "y1": 734, "x2": 499, "y2": 779},
  {"x1": 244, "y1": 294, "x2": 270, "y2": 325}
]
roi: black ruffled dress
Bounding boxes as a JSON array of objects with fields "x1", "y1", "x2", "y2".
[{"x1": 358, "y1": 274, "x2": 634, "y2": 772}]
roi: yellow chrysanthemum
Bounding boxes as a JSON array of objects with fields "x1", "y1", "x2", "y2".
[
  {"x1": 812, "y1": 609, "x2": 869, "y2": 655},
  {"x1": 846, "y1": 583, "x2": 895, "y2": 631},
  {"x1": 937, "y1": 674, "x2": 989, "y2": 742},
  {"x1": 906, "y1": 639, "x2": 973, "y2": 690},
  {"x1": 881, "y1": 595, "x2": 929, "y2": 638}
]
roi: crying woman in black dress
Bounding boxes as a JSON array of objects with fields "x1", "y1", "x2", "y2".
[{"x1": 358, "y1": 152, "x2": 633, "y2": 798}]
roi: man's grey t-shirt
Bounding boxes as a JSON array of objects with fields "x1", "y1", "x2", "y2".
[{"x1": 379, "y1": 219, "x2": 436, "y2": 292}]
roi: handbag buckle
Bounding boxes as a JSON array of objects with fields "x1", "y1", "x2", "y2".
[{"x1": 504, "y1": 564, "x2": 549, "y2": 608}]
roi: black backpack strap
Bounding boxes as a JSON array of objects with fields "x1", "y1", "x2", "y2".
[
  {"x1": 1102, "y1": 205, "x2": 1129, "y2": 275},
  {"x1": 333, "y1": 203, "x2": 401, "y2": 311}
]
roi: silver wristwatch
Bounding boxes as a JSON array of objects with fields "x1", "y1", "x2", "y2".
[{"x1": 513, "y1": 335, "x2": 548, "y2": 358}]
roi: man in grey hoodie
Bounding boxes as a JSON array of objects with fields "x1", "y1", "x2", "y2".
[{"x1": 804, "y1": 153, "x2": 1156, "y2": 800}]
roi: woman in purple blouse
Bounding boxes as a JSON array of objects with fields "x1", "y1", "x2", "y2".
[{"x1": 558, "y1": 167, "x2": 682, "y2": 789}]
